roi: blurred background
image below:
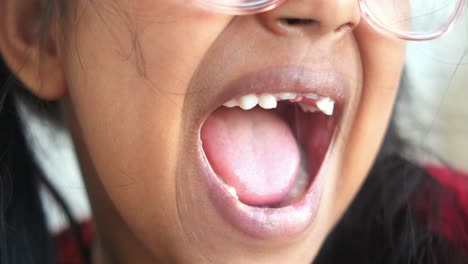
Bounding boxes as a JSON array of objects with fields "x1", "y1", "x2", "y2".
[
  {"x1": 397, "y1": 14, "x2": 468, "y2": 171},
  {"x1": 21, "y1": 10, "x2": 468, "y2": 233}
]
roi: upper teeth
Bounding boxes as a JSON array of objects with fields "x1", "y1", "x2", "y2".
[
  {"x1": 278, "y1": 92, "x2": 297, "y2": 100},
  {"x1": 258, "y1": 94, "x2": 277, "y2": 109},
  {"x1": 223, "y1": 93, "x2": 335, "y2": 116},
  {"x1": 239, "y1": 94, "x2": 258, "y2": 110},
  {"x1": 316, "y1": 97, "x2": 334, "y2": 116}
]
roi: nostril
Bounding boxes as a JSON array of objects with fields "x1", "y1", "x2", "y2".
[
  {"x1": 335, "y1": 22, "x2": 355, "y2": 34},
  {"x1": 281, "y1": 18, "x2": 318, "y2": 26},
  {"x1": 277, "y1": 17, "x2": 356, "y2": 37}
]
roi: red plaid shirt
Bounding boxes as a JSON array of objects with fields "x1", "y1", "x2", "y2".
[{"x1": 55, "y1": 221, "x2": 92, "y2": 264}]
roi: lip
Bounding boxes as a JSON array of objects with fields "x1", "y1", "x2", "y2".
[
  {"x1": 196, "y1": 66, "x2": 349, "y2": 239},
  {"x1": 209, "y1": 66, "x2": 349, "y2": 112}
]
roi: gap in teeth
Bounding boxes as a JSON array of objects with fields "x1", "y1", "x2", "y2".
[{"x1": 223, "y1": 93, "x2": 335, "y2": 116}]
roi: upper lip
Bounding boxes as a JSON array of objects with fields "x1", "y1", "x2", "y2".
[{"x1": 214, "y1": 65, "x2": 350, "y2": 111}]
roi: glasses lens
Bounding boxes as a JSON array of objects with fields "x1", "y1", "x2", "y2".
[
  {"x1": 362, "y1": 0, "x2": 464, "y2": 37},
  {"x1": 195, "y1": 0, "x2": 285, "y2": 14}
]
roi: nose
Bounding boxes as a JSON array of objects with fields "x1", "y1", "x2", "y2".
[{"x1": 257, "y1": 0, "x2": 361, "y2": 38}]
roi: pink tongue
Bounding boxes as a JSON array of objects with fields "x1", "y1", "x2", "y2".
[{"x1": 201, "y1": 107, "x2": 299, "y2": 206}]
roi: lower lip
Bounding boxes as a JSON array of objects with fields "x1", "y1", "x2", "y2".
[{"x1": 197, "y1": 136, "x2": 334, "y2": 239}]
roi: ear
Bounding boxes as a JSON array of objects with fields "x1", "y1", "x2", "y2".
[{"x1": 0, "y1": 0, "x2": 66, "y2": 100}]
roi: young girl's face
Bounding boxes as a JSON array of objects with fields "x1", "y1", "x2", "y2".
[{"x1": 4, "y1": 0, "x2": 405, "y2": 263}]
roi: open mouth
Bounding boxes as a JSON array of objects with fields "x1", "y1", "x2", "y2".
[
  {"x1": 201, "y1": 92, "x2": 339, "y2": 208},
  {"x1": 195, "y1": 67, "x2": 348, "y2": 239}
]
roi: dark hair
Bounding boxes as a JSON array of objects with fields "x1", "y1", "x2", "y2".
[
  {"x1": 0, "y1": 57, "x2": 53, "y2": 263},
  {"x1": 315, "y1": 147, "x2": 468, "y2": 263},
  {"x1": 0, "y1": 55, "x2": 90, "y2": 263},
  {"x1": 0, "y1": 1, "x2": 467, "y2": 264}
]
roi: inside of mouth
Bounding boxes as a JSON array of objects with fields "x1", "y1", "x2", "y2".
[{"x1": 201, "y1": 99, "x2": 339, "y2": 208}]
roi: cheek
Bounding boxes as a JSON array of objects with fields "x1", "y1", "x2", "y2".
[
  {"x1": 61, "y1": 0, "x2": 232, "y2": 256},
  {"x1": 332, "y1": 22, "x2": 406, "y2": 220}
]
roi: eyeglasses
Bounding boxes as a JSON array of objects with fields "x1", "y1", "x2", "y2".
[{"x1": 194, "y1": 0, "x2": 466, "y2": 41}]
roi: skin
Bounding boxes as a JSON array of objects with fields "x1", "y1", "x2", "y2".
[{"x1": 0, "y1": 0, "x2": 406, "y2": 263}]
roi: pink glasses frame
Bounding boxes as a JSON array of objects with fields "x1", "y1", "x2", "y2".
[
  {"x1": 359, "y1": 0, "x2": 466, "y2": 41},
  {"x1": 196, "y1": 0, "x2": 466, "y2": 41}
]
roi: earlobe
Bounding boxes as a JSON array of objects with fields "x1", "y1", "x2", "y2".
[{"x1": 0, "y1": 0, "x2": 66, "y2": 100}]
